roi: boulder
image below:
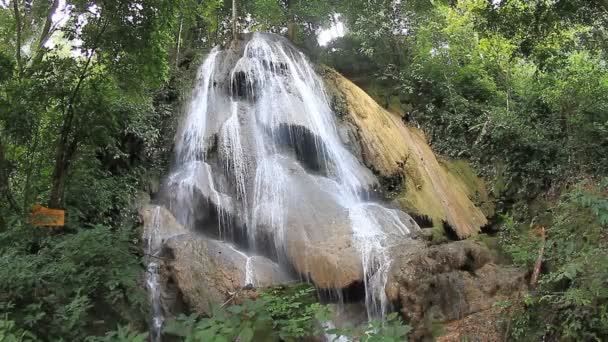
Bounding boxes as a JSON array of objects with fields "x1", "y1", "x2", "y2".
[
  {"x1": 164, "y1": 232, "x2": 290, "y2": 315},
  {"x1": 387, "y1": 240, "x2": 526, "y2": 338},
  {"x1": 140, "y1": 205, "x2": 186, "y2": 252}
]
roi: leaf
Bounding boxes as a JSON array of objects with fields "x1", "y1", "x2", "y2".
[{"x1": 238, "y1": 327, "x2": 254, "y2": 342}]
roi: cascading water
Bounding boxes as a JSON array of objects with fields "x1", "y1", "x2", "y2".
[
  {"x1": 166, "y1": 32, "x2": 419, "y2": 321},
  {"x1": 144, "y1": 207, "x2": 165, "y2": 342}
]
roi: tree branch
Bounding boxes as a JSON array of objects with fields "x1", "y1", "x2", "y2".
[{"x1": 530, "y1": 225, "x2": 546, "y2": 290}]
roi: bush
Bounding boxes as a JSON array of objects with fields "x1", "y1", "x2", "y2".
[
  {"x1": 502, "y1": 179, "x2": 608, "y2": 340},
  {"x1": 164, "y1": 284, "x2": 412, "y2": 342},
  {"x1": 0, "y1": 222, "x2": 147, "y2": 341}
]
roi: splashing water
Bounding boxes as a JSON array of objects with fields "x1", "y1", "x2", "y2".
[{"x1": 170, "y1": 33, "x2": 419, "y2": 320}]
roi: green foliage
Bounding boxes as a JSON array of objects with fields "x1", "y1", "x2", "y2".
[
  {"x1": 164, "y1": 284, "x2": 412, "y2": 341},
  {"x1": 333, "y1": 0, "x2": 608, "y2": 201},
  {"x1": 85, "y1": 325, "x2": 148, "y2": 342},
  {"x1": 258, "y1": 284, "x2": 326, "y2": 339},
  {"x1": 164, "y1": 284, "x2": 329, "y2": 341},
  {"x1": 0, "y1": 318, "x2": 36, "y2": 342},
  {"x1": 0, "y1": 222, "x2": 147, "y2": 341},
  {"x1": 502, "y1": 180, "x2": 608, "y2": 340},
  {"x1": 327, "y1": 312, "x2": 412, "y2": 342},
  {"x1": 0, "y1": 5, "x2": 180, "y2": 338}
]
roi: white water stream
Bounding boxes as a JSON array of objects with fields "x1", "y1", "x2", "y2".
[{"x1": 145, "y1": 207, "x2": 165, "y2": 342}]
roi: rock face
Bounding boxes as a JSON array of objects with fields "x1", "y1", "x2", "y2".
[
  {"x1": 164, "y1": 233, "x2": 290, "y2": 314},
  {"x1": 253, "y1": 155, "x2": 364, "y2": 289},
  {"x1": 324, "y1": 68, "x2": 489, "y2": 238},
  {"x1": 140, "y1": 205, "x2": 187, "y2": 252},
  {"x1": 141, "y1": 204, "x2": 289, "y2": 316},
  {"x1": 387, "y1": 240, "x2": 526, "y2": 338}
]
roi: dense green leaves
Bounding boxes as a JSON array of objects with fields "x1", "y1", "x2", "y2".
[
  {"x1": 329, "y1": 0, "x2": 608, "y2": 201},
  {"x1": 164, "y1": 284, "x2": 412, "y2": 341},
  {"x1": 0, "y1": 223, "x2": 147, "y2": 340},
  {"x1": 501, "y1": 180, "x2": 608, "y2": 340},
  {"x1": 0, "y1": 0, "x2": 183, "y2": 339}
]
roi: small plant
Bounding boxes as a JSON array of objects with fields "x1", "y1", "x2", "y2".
[
  {"x1": 86, "y1": 325, "x2": 148, "y2": 342},
  {"x1": 164, "y1": 284, "x2": 413, "y2": 341},
  {"x1": 0, "y1": 318, "x2": 36, "y2": 342}
]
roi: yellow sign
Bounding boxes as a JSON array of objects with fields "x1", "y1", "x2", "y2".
[{"x1": 29, "y1": 205, "x2": 65, "y2": 226}]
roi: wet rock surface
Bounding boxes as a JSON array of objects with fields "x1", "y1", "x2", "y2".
[
  {"x1": 324, "y1": 67, "x2": 489, "y2": 238},
  {"x1": 272, "y1": 156, "x2": 364, "y2": 289},
  {"x1": 163, "y1": 232, "x2": 289, "y2": 314}
]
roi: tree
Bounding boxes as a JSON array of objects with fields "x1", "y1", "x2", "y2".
[
  {"x1": 233, "y1": 0, "x2": 238, "y2": 40},
  {"x1": 1, "y1": 0, "x2": 179, "y2": 210}
]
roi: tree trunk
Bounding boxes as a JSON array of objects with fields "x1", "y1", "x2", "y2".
[
  {"x1": 48, "y1": 20, "x2": 106, "y2": 209},
  {"x1": 175, "y1": 16, "x2": 184, "y2": 68},
  {"x1": 30, "y1": 0, "x2": 61, "y2": 67},
  {"x1": 48, "y1": 121, "x2": 74, "y2": 209},
  {"x1": 232, "y1": 0, "x2": 238, "y2": 41},
  {"x1": 286, "y1": 0, "x2": 296, "y2": 42},
  {"x1": 530, "y1": 226, "x2": 546, "y2": 290},
  {"x1": 0, "y1": 136, "x2": 19, "y2": 213},
  {"x1": 287, "y1": 21, "x2": 297, "y2": 42},
  {"x1": 48, "y1": 160, "x2": 67, "y2": 209},
  {"x1": 12, "y1": 0, "x2": 23, "y2": 76}
]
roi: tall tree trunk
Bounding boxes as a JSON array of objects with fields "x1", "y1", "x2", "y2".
[
  {"x1": 48, "y1": 137, "x2": 78, "y2": 209},
  {"x1": 287, "y1": 22, "x2": 297, "y2": 42},
  {"x1": 48, "y1": 20, "x2": 107, "y2": 209},
  {"x1": 175, "y1": 16, "x2": 184, "y2": 68},
  {"x1": 48, "y1": 111, "x2": 76, "y2": 209},
  {"x1": 232, "y1": 0, "x2": 238, "y2": 40},
  {"x1": 12, "y1": 0, "x2": 23, "y2": 76},
  {"x1": 30, "y1": 0, "x2": 61, "y2": 68},
  {"x1": 0, "y1": 136, "x2": 19, "y2": 214},
  {"x1": 286, "y1": 0, "x2": 296, "y2": 42}
]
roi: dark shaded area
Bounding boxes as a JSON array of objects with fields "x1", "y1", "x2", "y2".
[
  {"x1": 275, "y1": 124, "x2": 331, "y2": 175},
  {"x1": 317, "y1": 280, "x2": 366, "y2": 304},
  {"x1": 442, "y1": 220, "x2": 461, "y2": 241},
  {"x1": 480, "y1": 220, "x2": 500, "y2": 235},
  {"x1": 231, "y1": 70, "x2": 251, "y2": 98},
  {"x1": 411, "y1": 213, "x2": 434, "y2": 228}
]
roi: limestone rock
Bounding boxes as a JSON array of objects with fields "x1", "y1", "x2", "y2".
[
  {"x1": 253, "y1": 155, "x2": 364, "y2": 289},
  {"x1": 323, "y1": 67, "x2": 488, "y2": 238},
  {"x1": 164, "y1": 233, "x2": 289, "y2": 315},
  {"x1": 165, "y1": 161, "x2": 237, "y2": 230},
  {"x1": 140, "y1": 204, "x2": 186, "y2": 252},
  {"x1": 387, "y1": 240, "x2": 526, "y2": 338}
]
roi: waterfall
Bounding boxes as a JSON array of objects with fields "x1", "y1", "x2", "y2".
[
  {"x1": 168, "y1": 32, "x2": 419, "y2": 320},
  {"x1": 144, "y1": 207, "x2": 165, "y2": 342}
]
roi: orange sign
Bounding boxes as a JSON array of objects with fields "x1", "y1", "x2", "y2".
[{"x1": 29, "y1": 205, "x2": 65, "y2": 226}]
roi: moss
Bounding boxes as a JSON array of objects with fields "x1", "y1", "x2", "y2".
[
  {"x1": 474, "y1": 234, "x2": 511, "y2": 265},
  {"x1": 324, "y1": 67, "x2": 489, "y2": 238},
  {"x1": 440, "y1": 158, "x2": 496, "y2": 218}
]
